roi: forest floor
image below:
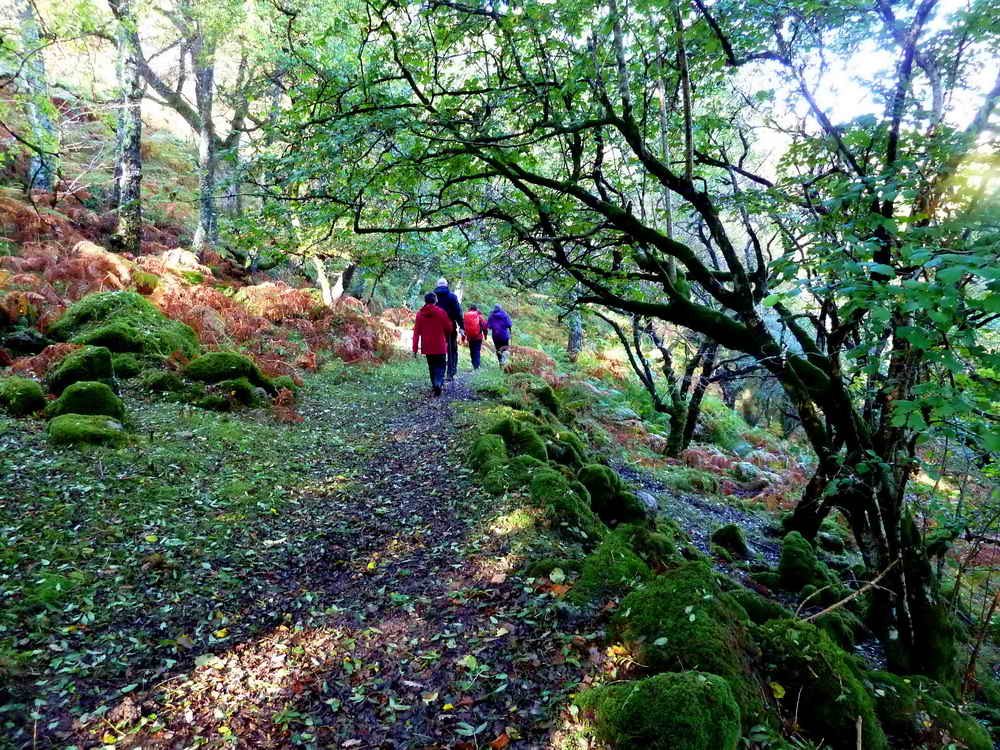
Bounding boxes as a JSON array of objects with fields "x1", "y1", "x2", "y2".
[{"x1": 1, "y1": 360, "x2": 601, "y2": 750}]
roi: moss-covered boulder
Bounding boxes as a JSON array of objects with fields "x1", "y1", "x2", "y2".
[
  {"x1": 191, "y1": 393, "x2": 232, "y2": 411},
  {"x1": 610, "y1": 560, "x2": 761, "y2": 721},
  {"x1": 613, "y1": 522, "x2": 681, "y2": 570},
  {"x1": 529, "y1": 468, "x2": 605, "y2": 542},
  {"x1": 0, "y1": 376, "x2": 46, "y2": 416},
  {"x1": 183, "y1": 351, "x2": 275, "y2": 393},
  {"x1": 471, "y1": 433, "x2": 506, "y2": 471},
  {"x1": 531, "y1": 384, "x2": 562, "y2": 418},
  {"x1": 139, "y1": 369, "x2": 185, "y2": 392},
  {"x1": 214, "y1": 377, "x2": 262, "y2": 407},
  {"x1": 755, "y1": 618, "x2": 888, "y2": 750},
  {"x1": 45, "y1": 381, "x2": 125, "y2": 421},
  {"x1": 575, "y1": 672, "x2": 741, "y2": 750},
  {"x1": 578, "y1": 463, "x2": 647, "y2": 525},
  {"x1": 48, "y1": 291, "x2": 199, "y2": 359},
  {"x1": 47, "y1": 413, "x2": 126, "y2": 446},
  {"x1": 488, "y1": 417, "x2": 547, "y2": 461},
  {"x1": 815, "y1": 609, "x2": 865, "y2": 649},
  {"x1": 728, "y1": 588, "x2": 792, "y2": 625},
  {"x1": 271, "y1": 375, "x2": 300, "y2": 392},
  {"x1": 48, "y1": 346, "x2": 113, "y2": 393},
  {"x1": 711, "y1": 523, "x2": 749, "y2": 558},
  {"x1": 868, "y1": 671, "x2": 990, "y2": 749},
  {"x1": 111, "y1": 353, "x2": 142, "y2": 379},
  {"x1": 524, "y1": 556, "x2": 582, "y2": 579},
  {"x1": 778, "y1": 531, "x2": 817, "y2": 591},
  {"x1": 568, "y1": 532, "x2": 651, "y2": 604}
]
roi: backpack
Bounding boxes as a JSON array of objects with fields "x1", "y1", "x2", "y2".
[{"x1": 463, "y1": 311, "x2": 486, "y2": 339}]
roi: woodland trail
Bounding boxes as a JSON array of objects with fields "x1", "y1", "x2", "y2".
[{"x1": 51, "y1": 367, "x2": 598, "y2": 750}]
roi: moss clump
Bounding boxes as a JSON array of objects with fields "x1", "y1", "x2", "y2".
[
  {"x1": 111, "y1": 353, "x2": 142, "y2": 379},
  {"x1": 755, "y1": 619, "x2": 888, "y2": 750},
  {"x1": 471, "y1": 433, "x2": 506, "y2": 469},
  {"x1": 48, "y1": 291, "x2": 199, "y2": 358},
  {"x1": 611, "y1": 560, "x2": 761, "y2": 722},
  {"x1": 47, "y1": 413, "x2": 126, "y2": 446},
  {"x1": 578, "y1": 463, "x2": 647, "y2": 525},
  {"x1": 192, "y1": 394, "x2": 232, "y2": 411},
  {"x1": 139, "y1": 369, "x2": 185, "y2": 392},
  {"x1": 613, "y1": 523, "x2": 681, "y2": 569},
  {"x1": 45, "y1": 381, "x2": 125, "y2": 421},
  {"x1": 548, "y1": 429, "x2": 589, "y2": 469},
  {"x1": 568, "y1": 532, "x2": 651, "y2": 604},
  {"x1": 531, "y1": 384, "x2": 562, "y2": 418},
  {"x1": 711, "y1": 523, "x2": 749, "y2": 558},
  {"x1": 488, "y1": 417, "x2": 548, "y2": 461},
  {"x1": 48, "y1": 346, "x2": 113, "y2": 393},
  {"x1": 184, "y1": 351, "x2": 274, "y2": 393},
  {"x1": 814, "y1": 609, "x2": 865, "y2": 649},
  {"x1": 659, "y1": 466, "x2": 720, "y2": 494},
  {"x1": 728, "y1": 588, "x2": 792, "y2": 625},
  {"x1": 214, "y1": 377, "x2": 262, "y2": 407},
  {"x1": 523, "y1": 557, "x2": 582, "y2": 579},
  {"x1": 778, "y1": 531, "x2": 817, "y2": 591},
  {"x1": 530, "y1": 468, "x2": 605, "y2": 542},
  {"x1": 575, "y1": 672, "x2": 741, "y2": 750},
  {"x1": 271, "y1": 375, "x2": 299, "y2": 392},
  {"x1": 0, "y1": 376, "x2": 46, "y2": 416}
]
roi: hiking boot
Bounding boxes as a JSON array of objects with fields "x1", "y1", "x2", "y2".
[{"x1": 433, "y1": 386, "x2": 442, "y2": 397}]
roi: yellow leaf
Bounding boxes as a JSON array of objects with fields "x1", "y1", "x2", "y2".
[
  {"x1": 770, "y1": 681, "x2": 786, "y2": 699},
  {"x1": 102, "y1": 732, "x2": 116, "y2": 744},
  {"x1": 213, "y1": 628, "x2": 229, "y2": 639},
  {"x1": 144, "y1": 534, "x2": 158, "y2": 543},
  {"x1": 442, "y1": 703, "x2": 454, "y2": 711},
  {"x1": 367, "y1": 560, "x2": 377, "y2": 570}
]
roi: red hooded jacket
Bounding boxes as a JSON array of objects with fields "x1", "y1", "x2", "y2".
[{"x1": 412, "y1": 304, "x2": 455, "y2": 355}]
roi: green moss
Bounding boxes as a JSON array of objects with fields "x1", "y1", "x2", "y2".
[
  {"x1": 0, "y1": 376, "x2": 46, "y2": 416},
  {"x1": 531, "y1": 384, "x2": 562, "y2": 418},
  {"x1": 488, "y1": 417, "x2": 547, "y2": 461},
  {"x1": 47, "y1": 413, "x2": 126, "y2": 446},
  {"x1": 611, "y1": 560, "x2": 761, "y2": 722},
  {"x1": 711, "y1": 524, "x2": 749, "y2": 558},
  {"x1": 659, "y1": 466, "x2": 721, "y2": 494},
  {"x1": 750, "y1": 570, "x2": 781, "y2": 591},
  {"x1": 529, "y1": 468, "x2": 605, "y2": 542},
  {"x1": 523, "y1": 557, "x2": 582, "y2": 579},
  {"x1": 755, "y1": 618, "x2": 888, "y2": 750},
  {"x1": 729, "y1": 588, "x2": 792, "y2": 625},
  {"x1": 271, "y1": 375, "x2": 299, "y2": 392},
  {"x1": 778, "y1": 531, "x2": 817, "y2": 591},
  {"x1": 48, "y1": 346, "x2": 113, "y2": 393},
  {"x1": 575, "y1": 672, "x2": 741, "y2": 750},
  {"x1": 867, "y1": 671, "x2": 991, "y2": 750},
  {"x1": 213, "y1": 377, "x2": 262, "y2": 407},
  {"x1": 613, "y1": 523, "x2": 681, "y2": 569},
  {"x1": 471, "y1": 433, "x2": 506, "y2": 468},
  {"x1": 111, "y1": 353, "x2": 142, "y2": 378},
  {"x1": 45, "y1": 381, "x2": 125, "y2": 421},
  {"x1": 184, "y1": 351, "x2": 274, "y2": 393},
  {"x1": 814, "y1": 609, "x2": 865, "y2": 649},
  {"x1": 139, "y1": 369, "x2": 185, "y2": 392},
  {"x1": 48, "y1": 291, "x2": 199, "y2": 358},
  {"x1": 578, "y1": 464, "x2": 647, "y2": 525},
  {"x1": 568, "y1": 532, "x2": 651, "y2": 604}
]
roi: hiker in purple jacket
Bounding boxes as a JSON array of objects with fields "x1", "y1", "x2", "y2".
[{"x1": 486, "y1": 304, "x2": 512, "y2": 363}]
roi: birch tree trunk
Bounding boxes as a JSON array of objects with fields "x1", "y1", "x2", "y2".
[
  {"x1": 17, "y1": 0, "x2": 58, "y2": 191},
  {"x1": 191, "y1": 36, "x2": 218, "y2": 254},
  {"x1": 109, "y1": 0, "x2": 143, "y2": 254}
]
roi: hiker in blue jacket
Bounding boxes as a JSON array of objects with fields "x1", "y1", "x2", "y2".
[
  {"x1": 486, "y1": 304, "x2": 513, "y2": 364},
  {"x1": 432, "y1": 278, "x2": 463, "y2": 381}
]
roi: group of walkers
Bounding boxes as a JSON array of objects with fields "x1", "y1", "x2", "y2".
[{"x1": 411, "y1": 278, "x2": 513, "y2": 396}]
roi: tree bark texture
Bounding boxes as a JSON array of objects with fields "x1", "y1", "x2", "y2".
[
  {"x1": 110, "y1": 0, "x2": 143, "y2": 254},
  {"x1": 17, "y1": 0, "x2": 58, "y2": 191}
]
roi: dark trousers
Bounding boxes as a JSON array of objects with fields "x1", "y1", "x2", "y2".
[
  {"x1": 425, "y1": 354, "x2": 446, "y2": 390},
  {"x1": 446, "y1": 333, "x2": 459, "y2": 378},
  {"x1": 492, "y1": 335, "x2": 509, "y2": 363},
  {"x1": 469, "y1": 338, "x2": 483, "y2": 369}
]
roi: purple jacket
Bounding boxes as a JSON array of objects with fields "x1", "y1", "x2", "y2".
[{"x1": 487, "y1": 306, "x2": 512, "y2": 339}]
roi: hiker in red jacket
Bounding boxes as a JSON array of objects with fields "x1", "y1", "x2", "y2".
[
  {"x1": 412, "y1": 292, "x2": 455, "y2": 396},
  {"x1": 463, "y1": 305, "x2": 488, "y2": 370}
]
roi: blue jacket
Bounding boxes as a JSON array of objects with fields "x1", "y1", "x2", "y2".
[{"x1": 433, "y1": 284, "x2": 463, "y2": 327}]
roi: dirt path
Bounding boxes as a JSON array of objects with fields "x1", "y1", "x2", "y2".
[{"x1": 64, "y1": 372, "x2": 596, "y2": 750}]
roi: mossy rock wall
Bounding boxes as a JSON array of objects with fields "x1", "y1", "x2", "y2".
[
  {"x1": 48, "y1": 346, "x2": 113, "y2": 394},
  {"x1": 578, "y1": 463, "x2": 647, "y2": 525},
  {"x1": 45, "y1": 381, "x2": 125, "y2": 421},
  {"x1": 755, "y1": 618, "x2": 888, "y2": 750},
  {"x1": 529, "y1": 468, "x2": 605, "y2": 543},
  {"x1": 47, "y1": 414, "x2": 126, "y2": 446},
  {"x1": 610, "y1": 560, "x2": 761, "y2": 722},
  {"x1": 568, "y1": 532, "x2": 650, "y2": 604},
  {"x1": 488, "y1": 417, "x2": 547, "y2": 461},
  {"x1": 48, "y1": 291, "x2": 199, "y2": 359},
  {"x1": 0, "y1": 376, "x2": 46, "y2": 416},
  {"x1": 778, "y1": 531, "x2": 817, "y2": 591},
  {"x1": 575, "y1": 672, "x2": 741, "y2": 750}
]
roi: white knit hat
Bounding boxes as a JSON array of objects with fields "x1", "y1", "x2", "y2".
[{"x1": 437, "y1": 277, "x2": 448, "y2": 287}]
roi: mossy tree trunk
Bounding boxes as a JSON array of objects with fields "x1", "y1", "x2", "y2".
[
  {"x1": 191, "y1": 42, "x2": 218, "y2": 255},
  {"x1": 109, "y1": 0, "x2": 143, "y2": 254},
  {"x1": 566, "y1": 308, "x2": 583, "y2": 363}
]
